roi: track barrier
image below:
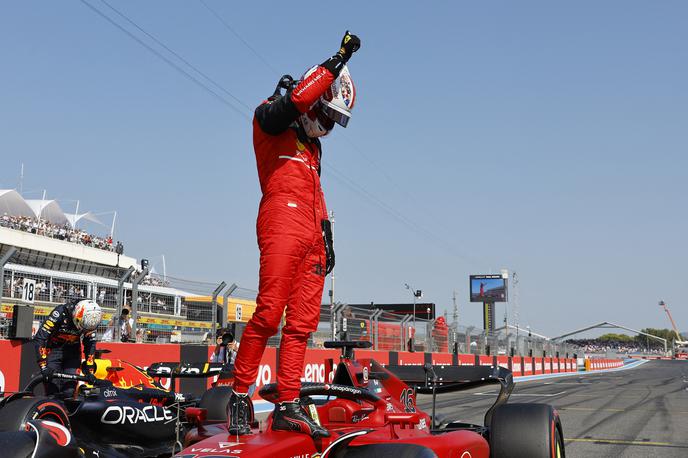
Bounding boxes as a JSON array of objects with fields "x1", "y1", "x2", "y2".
[
  {"x1": 584, "y1": 358, "x2": 624, "y2": 371},
  {"x1": 0, "y1": 338, "x2": 621, "y2": 399}
]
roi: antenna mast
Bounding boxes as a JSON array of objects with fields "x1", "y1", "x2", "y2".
[{"x1": 19, "y1": 163, "x2": 24, "y2": 195}]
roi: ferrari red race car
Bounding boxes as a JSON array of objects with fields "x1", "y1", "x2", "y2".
[{"x1": 177, "y1": 341, "x2": 565, "y2": 458}]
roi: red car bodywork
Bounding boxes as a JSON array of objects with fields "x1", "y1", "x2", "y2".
[{"x1": 178, "y1": 348, "x2": 496, "y2": 458}]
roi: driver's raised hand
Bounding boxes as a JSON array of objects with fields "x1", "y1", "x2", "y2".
[{"x1": 337, "y1": 30, "x2": 361, "y2": 63}]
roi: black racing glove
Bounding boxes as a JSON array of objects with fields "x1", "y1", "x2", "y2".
[
  {"x1": 81, "y1": 360, "x2": 97, "y2": 384},
  {"x1": 337, "y1": 30, "x2": 361, "y2": 63},
  {"x1": 322, "y1": 219, "x2": 335, "y2": 275},
  {"x1": 85, "y1": 372, "x2": 98, "y2": 385},
  {"x1": 40, "y1": 365, "x2": 55, "y2": 382},
  {"x1": 322, "y1": 31, "x2": 361, "y2": 76}
]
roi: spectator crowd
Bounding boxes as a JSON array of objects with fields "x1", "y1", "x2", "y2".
[
  {"x1": 1, "y1": 214, "x2": 115, "y2": 251},
  {"x1": 4, "y1": 277, "x2": 88, "y2": 302},
  {"x1": 140, "y1": 274, "x2": 170, "y2": 287},
  {"x1": 566, "y1": 338, "x2": 665, "y2": 355}
]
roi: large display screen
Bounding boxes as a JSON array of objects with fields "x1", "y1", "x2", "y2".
[{"x1": 470, "y1": 274, "x2": 508, "y2": 303}]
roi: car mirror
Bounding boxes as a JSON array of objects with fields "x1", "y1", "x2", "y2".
[{"x1": 384, "y1": 412, "x2": 420, "y2": 427}]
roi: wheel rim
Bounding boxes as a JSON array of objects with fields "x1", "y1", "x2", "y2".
[{"x1": 37, "y1": 411, "x2": 66, "y2": 426}]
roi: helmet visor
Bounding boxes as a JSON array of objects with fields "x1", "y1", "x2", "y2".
[{"x1": 321, "y1": 103, "x2": 350, "y2": 128}]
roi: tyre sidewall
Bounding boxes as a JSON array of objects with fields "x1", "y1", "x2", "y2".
[
  {"x1": 0, "y1": 396, "x2": 71, "y2": 432},
  {"x1": 490, "y1": 403, "x2": 562, "y2": 458},
  {"x1": 198, "y1": 386, "x2": 234, "y2": 422}
]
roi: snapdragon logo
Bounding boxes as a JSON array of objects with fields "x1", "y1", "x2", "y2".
[
  {"x1": 101, "y1": 405, "x2": 173, "y2": 425},
  {"x1": 326, "y1": 385, "x2": 362, "y2": 396}
]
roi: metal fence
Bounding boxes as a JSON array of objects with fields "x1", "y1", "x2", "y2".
[
  {"x1": 452, "y1": 325, "x2": 580, "y2": 357},
  {"x1": 323, "y1": 305, "x2": 582, "y2": 356},
  {"x1": 326, "y1": 305, "x2": 450, "y2": 353},
  {"x1": 0, "y1": 264, "x2": 258, "y2": 344},
  {"x1": 1, "y1": 276, "x2": 581, "y2": 357},
  {"x1": 0, "y1": 251, "x2": 582, "y2": 356}
]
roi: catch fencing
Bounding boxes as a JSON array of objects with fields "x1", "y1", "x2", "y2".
[
  {"x1": 1, "y1": 257, "x2": 579, "y2": 357},
  {"x1": 454, "y1": 325, "x2": 579, "y2": 358},
  {"x1": 0, "y1": 263, "x2": 257, "y2": 345},
  {"x1": 325, "y1": 304, "x2": 578, "y2": 357}
]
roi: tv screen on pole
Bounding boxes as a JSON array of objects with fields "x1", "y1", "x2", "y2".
[{"x1": 470, "y1": 274, "x2": 508, "y2": 303}]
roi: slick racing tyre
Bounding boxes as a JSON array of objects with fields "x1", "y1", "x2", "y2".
[
  {"x1": 198, "y1": 386, "x2": 234, "y2": 422},
  {"x1": 338, "y1": 443, "x2": 438, "y2": 458},
  {"x1": 0, "y1": 397, "x2": 70, "y2": 432},
  {"x1": 0, "y1": 430, "x2": 36, "y2": 457},
  {"x1": 489, "y1": 403, "x2": 564, "y2": 458}
]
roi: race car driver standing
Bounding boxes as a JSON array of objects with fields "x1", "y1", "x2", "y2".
[
  {"x1": 228, "y1": 31, "x2": 361, "y2": 438},
  {"x1": 33, "y1": 299, "x2": 103, "y2": 395}
]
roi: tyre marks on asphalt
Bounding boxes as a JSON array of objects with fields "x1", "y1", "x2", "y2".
[
  {"x1": 565, "y1": 437, "x2": 688, "y2": 449},
  {"x1": 471, "y1": 390, "x2": 567, "y2": 397},
  {"x1": 419, "y1": 361, "x2": 688, "y2": 457},
  {"x1": 544, "y1": 362, "x2": 687, "y2": 457}
]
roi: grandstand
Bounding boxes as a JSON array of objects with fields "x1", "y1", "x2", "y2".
[
  {"x1": 0, "y1": 189, "x2": 130, "y2": 276},
  {"x1": 0, "y1": 188, "x2": 259, "y2": 344}
]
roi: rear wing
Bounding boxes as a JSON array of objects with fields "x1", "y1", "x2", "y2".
[
  {"x1": 146, "y1": 362, "x2": 225, "y2": 379},
  {"x1": 384, "y1": 363, "x2": 514, "y2": 426}
]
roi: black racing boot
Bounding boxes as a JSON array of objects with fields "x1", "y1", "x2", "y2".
[
  {"x1": 271, "y1": 400, "x2": 330, "y2": 438},
  {"x1": 227, "y1": 391, "x2": 253, "y2": 435}
]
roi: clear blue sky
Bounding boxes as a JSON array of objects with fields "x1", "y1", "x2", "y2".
[{"x1": 1, "y1": 1, "x2": 686, "y2": 336}]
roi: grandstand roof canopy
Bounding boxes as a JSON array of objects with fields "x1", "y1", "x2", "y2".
[
  {"x1": 0, "y1": 189, "x2": 34, "y2": 218},
  {"x1": 65, "y1": 212, "x2": 104, "y2": 227},
  {"x1": 25, "y1": 199, "x2": 68, "y2": 226},
  {"x1": 0, "y1": 190, "x2": 103, "y2": 228}
]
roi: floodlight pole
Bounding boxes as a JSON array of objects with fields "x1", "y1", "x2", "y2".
[
  {"x1": 130, "y1": 266, "x2": 150, "y2": 340},
  {"x1": 0, "y1": 247, "x2": 17, "y2": 300},
  {"x1": 115, "y1": 266, "x2": 135, "y2": 341}
]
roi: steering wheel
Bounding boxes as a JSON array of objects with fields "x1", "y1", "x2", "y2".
[{"x1": 259, "y1": 382, "x2": 386, "y2": 408}]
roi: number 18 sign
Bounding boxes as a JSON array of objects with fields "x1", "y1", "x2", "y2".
[{"x1": 22, "y1": 279, "x2": 36, "y2": 304}]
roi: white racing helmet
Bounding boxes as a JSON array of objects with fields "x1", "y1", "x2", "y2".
[
  {"x1": 300, "y1": 65, "x2": 356, "y2": 138},
  {"x1": 72, "y1": 300, "x2": 103, "y2": 332}
]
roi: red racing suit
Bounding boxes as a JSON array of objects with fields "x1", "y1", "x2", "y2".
[{"x1": 232, "y1": 65, "x2": 336, "y2": 402}]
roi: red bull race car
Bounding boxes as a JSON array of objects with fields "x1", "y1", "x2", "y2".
[
  {"x1": 0, "y1": 349, "x2": 231, "y2": 458},
  {"x1": 178, "y1": 341, "x2": 565, "y2": 458}
]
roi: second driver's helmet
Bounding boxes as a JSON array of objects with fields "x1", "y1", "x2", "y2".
[
  {"x1": 72, "y1": 300, "x2": 103, "y2": 332},
  {"x1": 300, "y1": 65, "x2": 356, "y2": 138}
]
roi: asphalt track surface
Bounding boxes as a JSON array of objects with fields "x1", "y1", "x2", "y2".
[{"x1": 417, "y1": 360, "x2": 688, "y2": 458}]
